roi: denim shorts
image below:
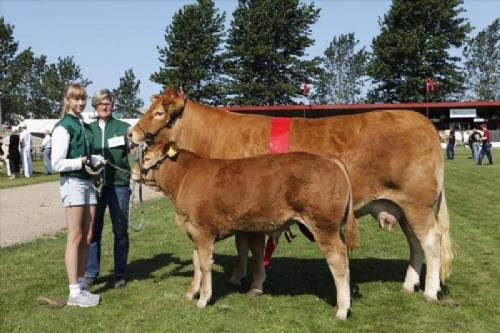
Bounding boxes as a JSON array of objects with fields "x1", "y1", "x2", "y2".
[{"x1": 59, "y1": 176, "x2": 97, "y2": 207}]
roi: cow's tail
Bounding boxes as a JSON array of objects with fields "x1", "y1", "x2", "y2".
[
  {"x1": 436, "y1": 186, "x2": 454, "y2": 282},
  {"x1": 334, "y1": 157, "x2": 358, "y2": 251}
]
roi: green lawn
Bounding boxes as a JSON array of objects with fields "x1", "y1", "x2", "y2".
[
  {"x1": 0, "y1": 159, "x2": 58, "y2": 189},
  {"x1": 1, "y1": 148, "x2": 499, "y2": 332}
]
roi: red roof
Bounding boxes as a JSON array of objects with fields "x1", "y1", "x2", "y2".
[{"x1": 224, "y1": 100, "x2": 500, "y2": 115}]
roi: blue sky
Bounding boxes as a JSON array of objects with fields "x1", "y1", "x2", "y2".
[{"x1": 1, "y1": 0, "x2": 499, "y2": 112}]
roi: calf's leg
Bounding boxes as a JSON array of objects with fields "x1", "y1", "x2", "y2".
[
  {"x1": 195, "y1": 238, "x2": 215, "y2": 308},
  {"x1": 316, "y1": 234, "x2": 351, "y2": 320},
  {"x1": 186, "y1": 249, "x2": 202, "y2": 300}
]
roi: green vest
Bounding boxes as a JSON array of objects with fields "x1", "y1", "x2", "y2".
[
  {"x1": 90, "y1": 117, "x2": 130, "y2": 186},
  {"x1": 55, "y1": 113, "x2": 93, "y2": 179}
]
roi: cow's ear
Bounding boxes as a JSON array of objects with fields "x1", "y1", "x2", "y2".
[{"x1": 149, "y1": 94, "x2": 161, "y2": 103}]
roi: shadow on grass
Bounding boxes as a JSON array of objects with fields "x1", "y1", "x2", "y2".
[
  {"x1": 93, "y1": 252, "x2": 191, "y2": 293},
  {"x1": 110, "y1": 252, "x2": 410, "y2": 306}
]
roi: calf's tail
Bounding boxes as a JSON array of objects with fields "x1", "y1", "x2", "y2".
[{"x1": 333, "y1": 157, "x2": 358, "y2": 251}]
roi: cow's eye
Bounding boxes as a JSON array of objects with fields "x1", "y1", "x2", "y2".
[
  {"x1": 144, "y1": 157, "x2": 151, "y2": 162},
  {"x1": 154, "y1": 110, "x2": 165, "y2": 117}
]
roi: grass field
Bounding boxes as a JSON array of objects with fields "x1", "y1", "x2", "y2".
[
  {"x1": 0, "y1": 159, "x2": 58, "y2": 189},
  {"x1": 1, "y1": 148, "x2": 499, "y2": 332}
]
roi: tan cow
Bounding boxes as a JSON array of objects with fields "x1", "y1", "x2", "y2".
[
  {"x1": 133, "y1": 140, "x2": 358, "y2": 320},
  {"x1": 129, "y1": 87, "x2": 452, "y2": 302}
]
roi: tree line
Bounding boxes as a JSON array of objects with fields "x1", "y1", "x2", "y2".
[{"x1": 1, "y1": 0, "x2": 498, "y2": 123}]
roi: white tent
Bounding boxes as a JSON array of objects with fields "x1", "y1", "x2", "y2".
[{"x1": 23, "y1": 115, "x2": 139, "y2": 136}]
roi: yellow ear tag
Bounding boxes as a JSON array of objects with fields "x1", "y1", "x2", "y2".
[{"x1": 167, "y1": 146, "x2": 177, "y2": 158}]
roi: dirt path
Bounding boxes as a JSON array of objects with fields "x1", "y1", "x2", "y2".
[{"x1": 0, "y1": 181, "x2": 163, "y2": 247}]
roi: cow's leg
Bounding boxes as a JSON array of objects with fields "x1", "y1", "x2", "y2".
[
  {"x1": 401, "y1": 206, "x2": 441, "y2": 301},
  {"x1": 362, "y1": 201, "x2": 424, "y2": 292},
  {"x1": 229, "y1": 233, "x2": 249, "y2": 286},
  {"x1": 399, "y1": 219, "x2": 424, "y2": 293},
  {"x1": 186, "y1": 249, "x2": 202, "y2": 300},
  {"x1": 196, "y1": 238, "x2": 215, "y2": 308},
  {"x1": 247, "y1": 233, "x2": 266, "y2": 296},
  {"x1": 315, "y1": 232, "x2": 350, "y2": 320}
]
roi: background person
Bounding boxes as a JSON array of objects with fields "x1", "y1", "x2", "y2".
[
  {"x1": 8, "y1": 128, "x2": 21, "y2": 179},
  {"x1": 0, "y1": 135, "x2": 8, "y2": 174},
  {"x1": 41, "y1": 129, "x2": 52, "y2": 175},
  {"x1": 51, "y1": 83, "x2": 104, "y2": 307},
  {"x1": 446, "y1": 129, "x2": 456, "y2": 160},
  {"x1": 470, "y1": 128, "x2": 482, "y2": 162},
  {"x1": 477, "y1": 123, "x2": 493, "y2": 165},
  {"x1": 19, "y1": 123, "x2": 33, "y2": 178},
  {"x1": 84, "y1": 89, "x2": 131, "y2": 290}
]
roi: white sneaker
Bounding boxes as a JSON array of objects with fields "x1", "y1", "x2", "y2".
[
  {"x1": 67, "y1": 291, "x2": 100, "y2": 307},
  {"x1": 81, "y1": 290, "x2": 100, "y2": 303}
]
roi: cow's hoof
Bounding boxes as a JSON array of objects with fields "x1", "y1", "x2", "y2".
[
  {"x1": 196, "y1": 299, "x2": 207, "y2": 308},
  {"x1": 228, "y1": 276, "x2": 243, "y2": 286},
  {"x1": 186, "y1": 291, "x2": 196, "y2": 300},
  {"x1": 334, "y1": 309, "x2": 348, "y2": 320},
  {"x1": 401, "y1": 283, "x2": 419, "y2": 293},
  {"x1": 424, "y1": 294, "x2": 438, "y2": 303},
  {"x1": 247, "y1": 288, "x2": 263, "y2": 297}
]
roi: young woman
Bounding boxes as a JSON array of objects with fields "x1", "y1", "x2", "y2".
[{"x1": 51, "y1": 83, "x2": 104, "y2": 307}]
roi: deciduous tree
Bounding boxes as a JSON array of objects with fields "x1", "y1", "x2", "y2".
[
  {"x1": 463, "y1": 18, "x2": 500, "y2": 100},
  {"x1": 313, "y1": 33, "x2": 369, "y2": 104}
]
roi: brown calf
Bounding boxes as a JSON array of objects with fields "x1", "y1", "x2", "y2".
[{"x1": 133, "y1": 141, "x2": 358, "y2": 320}]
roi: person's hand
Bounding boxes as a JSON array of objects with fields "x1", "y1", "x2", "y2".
[
  {"x1": 81, "y1": 156, "x2": 88, "y2": 166},
  {"x1": 90, "y1": 154, "x2": 106, "y2": 168}
]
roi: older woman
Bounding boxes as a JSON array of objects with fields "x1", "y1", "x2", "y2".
[{"x1": 84, "y1": 89, "x2": 131, "y2": 290}]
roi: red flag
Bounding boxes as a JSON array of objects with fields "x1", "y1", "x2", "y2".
[
  {"x1": 425, "y1": 78, "x2": 436, "y2": 93},
  {"x1": 302, "y1": 82, "x2": 310, "y2": 96},
  {"x1": 178, "y1": 85, "x2": 185, "y2": 98}
]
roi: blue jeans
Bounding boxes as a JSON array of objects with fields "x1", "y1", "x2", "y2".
[
  {"x1": 478, "y1": 143, "x2": 493, "y2": 165},
  {"x1": 86, "y1": 185, "x2": 130, "y2": 279},
  {"x1": 43, "y1": 148, "x2": 52, "y2": 174},
  {"x1": 472, "y1": 142, "x2": 481, "y2": 161},
  {"x1": 446, "y1": 144, "x2": 455, "y2": 160}
]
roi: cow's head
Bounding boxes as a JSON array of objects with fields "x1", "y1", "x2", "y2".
[{"x1": 128, "y1": 86, "x2": 186, "y2": 145}]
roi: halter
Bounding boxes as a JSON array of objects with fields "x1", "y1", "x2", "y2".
[
  {"x1": 139, "y1": 154, "x2": 169, "y2": 175},
  {"x1": 135, "y1": 99, "x2": 187, "y2": 146}
]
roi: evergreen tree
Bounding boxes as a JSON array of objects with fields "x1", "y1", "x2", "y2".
[
  {"x1": 367, "y1": 0, "x2": 472, "y2": 102},
  {"x1": 313, "y1": 33, "x2": 369, "y2": 104},
  {"x1": 463, "y1": 18, "x2": 500, "y2": 100},
  {"x1": 225, "y1": 0, "x2": 321, "y2": 106},
  {"x1": 112, "y1": 69, "x2": 144, "y2": 118},
  {"x1": 151, "y1": 0, "x2": 226, "y2": 104}
]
